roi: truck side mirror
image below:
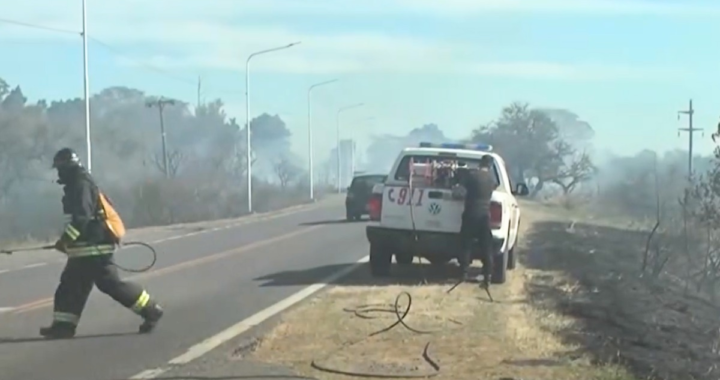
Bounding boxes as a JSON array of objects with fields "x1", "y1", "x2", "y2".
[{"x1": 513, "y1": 183, "x2": 529, "y2": 196}]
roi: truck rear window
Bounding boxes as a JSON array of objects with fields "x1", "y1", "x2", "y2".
[
  {"x1": 393, "y1": 154, "x2": 501, "y2": 187},
  {"x1": 351, "y1": 175, "x2": 386, "y2": 189}
]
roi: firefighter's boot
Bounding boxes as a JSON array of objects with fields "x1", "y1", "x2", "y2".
[
  {"x1": 481, "y1": 260, "x2": 492, "y2": 289},
  {"x1": 39, "y1": 322, "x2": 76, "y2": 339},
  {"x1": 138, "y1": 302, "x2": 164, "y2": 334},
  {"x1": 458, "y1": 242, "x2": 474, "y2": 280}
]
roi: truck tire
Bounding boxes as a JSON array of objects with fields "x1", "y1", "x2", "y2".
[
  {"x1": 369, "y1": 244, "x2": 392, "y2": 277},
  {"x1": 491, "y1": 250, "x2": 508, "y2": 284},
  {"x1": 507, "y1": 218, "x2": 520, "y2": 270},
  {"x1": 395, "y1": 252, "x2": 413, "y2": 265},
  {"x1": 507, "y1": 247, "x2": 517, "y2": 270}
]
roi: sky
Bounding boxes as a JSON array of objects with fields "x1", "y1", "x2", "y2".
[{"x1": 1, "y1": 0, "x2": 720, "y2": 164}]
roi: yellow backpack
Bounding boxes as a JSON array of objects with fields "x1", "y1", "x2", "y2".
[{"x1": 98, "y1": 191, "x2": 126, "y2": 243}]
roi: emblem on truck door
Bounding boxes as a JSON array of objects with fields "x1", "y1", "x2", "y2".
[{"x1": 428, "y1": 202, "x2": 441, "y2": 215}]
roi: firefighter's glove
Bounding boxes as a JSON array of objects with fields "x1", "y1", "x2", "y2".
[{"x1": 54, "y1": 239, "x2": 68, "y2": 254}]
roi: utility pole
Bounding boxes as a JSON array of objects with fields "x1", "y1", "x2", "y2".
[
  {"x1": 678, "y1": 99, "x2": 702, "y2": 179},
  {"x1": 146, "y1": 98, "x2": 175, "y2": 178}
]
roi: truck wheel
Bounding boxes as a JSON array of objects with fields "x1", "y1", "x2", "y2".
[
  {"x1": 369, "y1": 244, "x2": 392, "y2": 277},
  {"x1": 491, "y1": 250, "x2": 508, "y2": 284},
  {"x1": 395, "y1": 252, "x2": 413, "y2": 265},
  {"x1": 507, "y1": 219, "x2": 520, "y2": 270},
  {"x1": 507, "y1": 247, "x2": 517, "y2": 270}
]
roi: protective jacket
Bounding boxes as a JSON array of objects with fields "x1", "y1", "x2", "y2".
[
  {"x1": 59, "y1": 168, "x2": 115, "y2": 258},
  {"x1": 461, "y1": 168, "x2": 495, "y2": 220}
]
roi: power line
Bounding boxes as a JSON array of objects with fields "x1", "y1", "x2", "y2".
[
  {"x1": 0, "y1": 17, "x2": 78, "y2": 35},
  {"x1": 88, "y1": 37, "x2": 196, "y2": 85},
  {"x1": 0, "y1": 17, "x2": 192, "y2": 84},
  {"x1": 0, "y1": 17, "x2": 240, "y2": 100}
]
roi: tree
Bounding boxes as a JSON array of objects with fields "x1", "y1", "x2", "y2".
[
  {"x1": 365, "y1": 122, "x2": 450, "y2": 173},
  {"x1": 470, "y1": 102, "x2": 597, "y2": 196},
  {"x1": 0, "y1": 76, "x2": 311, "y2": 241},
  {"x1": 550, "y1": 149, "x2": 597, "y2": 195},
  {"x1": 149, "y1": 149, "x2": 186, "y2": 178},
  {"x1": 538, "y1": 108, "x2": 595, "y2": 142},
  {"x1": 246, "y1": 113, "x2": 293, "y2": 181},
  {"x1": 274, "y1": 156, "x2": 300, "y2": 189}
]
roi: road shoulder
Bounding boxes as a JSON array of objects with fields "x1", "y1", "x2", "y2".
[
  {"x1": 127, "y1": 198, "x2": 720, "y2": 380},
  {"x1": 160, "y1": 200, "x2": 640, "y2": 380}
]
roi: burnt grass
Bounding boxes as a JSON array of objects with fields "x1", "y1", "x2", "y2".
[{"x1": 523, "y1": 221, "x2": 720, "y2": 380}]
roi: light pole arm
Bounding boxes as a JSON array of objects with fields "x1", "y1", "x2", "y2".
[{"x1": 248, "y1": 41, "x2": 302, "y2": 64}]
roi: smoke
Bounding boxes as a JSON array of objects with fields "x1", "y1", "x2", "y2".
[{"x1": 361, "y1": 123, "x2": 451, "y2": 173}]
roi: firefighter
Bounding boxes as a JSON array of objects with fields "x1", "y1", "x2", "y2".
[
  {"x1": 40, "y1": 148, "x2": 164, "y2": 339},
  {"x1": 456, "y1": 155, "x2": 496, "y2": 287}
]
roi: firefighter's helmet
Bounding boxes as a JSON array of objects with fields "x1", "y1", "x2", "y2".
[{"x1": 52, "y1": 148, "x2": 82, "y2": 169}]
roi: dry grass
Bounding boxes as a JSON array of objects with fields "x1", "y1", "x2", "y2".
[
  {"x1": 250, "y1": 200, "x2": 638, "y2": 380},
  {"x1": 522, "y1": 211, "x2": 720, "y2": 380}
]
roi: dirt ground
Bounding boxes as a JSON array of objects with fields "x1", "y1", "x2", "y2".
[{"x1": 248, "y1": 200, "x2": 717, "y2": 380}]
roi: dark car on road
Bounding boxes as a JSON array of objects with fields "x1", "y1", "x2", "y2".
[{"x1": 346, "y1": 174, "x2": 387, "y2": 220}]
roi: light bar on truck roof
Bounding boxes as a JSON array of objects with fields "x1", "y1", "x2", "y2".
[{"x1": 418, "y1": 142, "x2": 493, "y2": 152}]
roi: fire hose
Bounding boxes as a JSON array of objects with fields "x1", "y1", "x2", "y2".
[
  {"x1": 0, "y1": 241, "x2": 157, "y2": 273},
  {"x1": 311, "y1": 291, "x2": 454, "y2": 378}
]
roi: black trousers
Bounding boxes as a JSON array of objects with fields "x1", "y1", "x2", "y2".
[
  {"x1": 459, "y1": 214, "x2": 494, "y2": 281},
  {"x1": 52, "y1": 254, "x2": 149, "y2": 326}
]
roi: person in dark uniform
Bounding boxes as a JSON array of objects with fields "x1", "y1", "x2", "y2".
[
  {"x1": 40, "y1": 148, "x2": 164, "y2": 339},
  {"x1": 456, "y1": 155, "x2": 496, "y2": 286}
]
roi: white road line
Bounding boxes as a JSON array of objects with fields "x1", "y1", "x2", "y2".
[
  {"x1": 0, "y1": 307, "x2": 16, "y2": 314},
  {"x1": 0, "y1": 262, "x2": 51, "y2": 276},
  {"x1": 130, "y1": 368, "x2": 167, "y2": 379},
  {"x1": 128, "y1": 255, "x2": 370, "y2": 380},
  {"x1": 21, "y1": 263, "x2": 47, "y2": 269}
]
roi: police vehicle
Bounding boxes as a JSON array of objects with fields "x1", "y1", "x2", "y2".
[{"x1": 365, "y1": 142, "x2": 529, "y2": 284}]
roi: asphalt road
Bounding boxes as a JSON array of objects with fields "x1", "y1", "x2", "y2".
[{"x1": 0, "y1": 198, "x2": 370, "y2": 380}]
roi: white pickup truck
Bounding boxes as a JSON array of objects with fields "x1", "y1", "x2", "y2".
[{"x1": 365, "y1": 142, "x2": 529, "y2": 284}]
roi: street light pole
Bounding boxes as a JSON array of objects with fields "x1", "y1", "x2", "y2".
[
  {"x1": 307, "y1": 79, "x2": 338, "y2": 201},
  {"x1": 244, "y1": 41, "x2": 301, "y2": 213},
  {"x1": 336, "y1": 103, "x2": 364, "y2": 192},
  {"x1": 81, "y1": 0, "x2": 91, "y2": 172},
  {"x1": 348, "y1": 117, "x2": 375, "y2": 177}
]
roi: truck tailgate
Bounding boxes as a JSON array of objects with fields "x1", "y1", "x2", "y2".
[{"x1": 380, "y1": 185, "x2": 464, "y2": 233}]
